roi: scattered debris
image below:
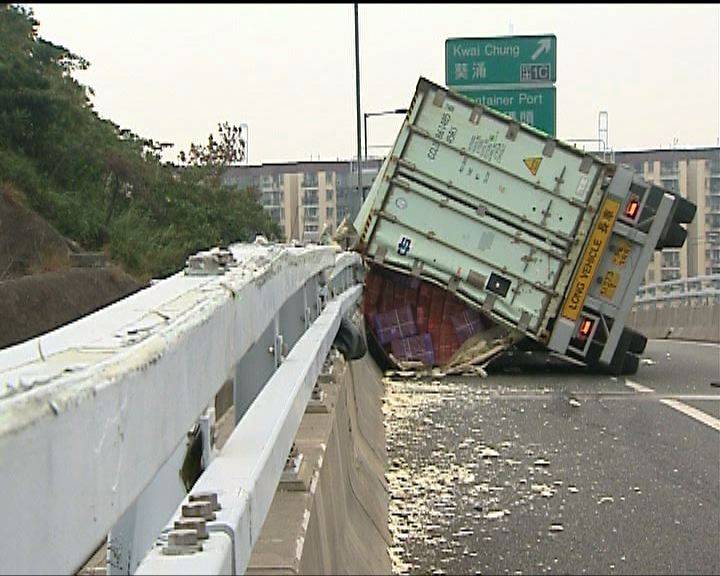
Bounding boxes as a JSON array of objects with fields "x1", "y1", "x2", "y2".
[
  {"x1": 485, "y1": 510, "x2": 505, "y2": 520},
  {"x1": 531, "y1": 483, "x2": 557, "y2": 498},
  {"x1": 479, "y1": 447, "x2": 500, "y2": 458}
]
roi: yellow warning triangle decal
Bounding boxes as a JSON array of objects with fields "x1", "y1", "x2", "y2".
[{"x1": 524, "y1": 157, "x2": 542, "y2": 176}]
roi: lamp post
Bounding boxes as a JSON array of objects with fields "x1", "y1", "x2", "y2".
[
  {"x1": 363, "y1": 108, "x2": 408, "y2": 163},
  {"x1": 354, "y1": 4, "x2": 363, "y2": 203}
]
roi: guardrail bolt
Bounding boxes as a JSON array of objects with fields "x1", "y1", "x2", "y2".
[
  {"x1": 162, "y1": 529, "x2": 203, "y2": 556},
  {"x1": 319, "y1": 359, "x2": 334, "y2": 384},
  {"x1": 307, "y1": 379, "x2": 329, "y2": 414},
  {"x1": 174, "y1": 517, "x2": 209, "y2": 540},
  {"x1": 311, "y1": 382, "x2": 324, "y2": 402},
  {"x1": 182, "y1": 500, "x2": 216, "y2": 521},
  {"x1": 280, "y1": 442, "x2": 306, "y2": 487},
  {"x1": 190, "y1": 491, "x2": 221, "y2": 512},
  {"x1": 288, "y1": 442, "x2": 299, "y2": 461},
  {"x1": 169, "y1": 529, "x2": 198, "y2": 547}
]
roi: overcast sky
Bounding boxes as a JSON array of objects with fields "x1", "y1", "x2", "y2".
[{"x1": 26, "y1": 3, "x2": 720, "y2": 165}]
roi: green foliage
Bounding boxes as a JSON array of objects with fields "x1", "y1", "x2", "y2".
[
  {"x1": 178, "y1": 121, "x2": 245, "y2": 169},
  {"x1": 0, "y1": 4, "x2": 280, "y2": 280}
]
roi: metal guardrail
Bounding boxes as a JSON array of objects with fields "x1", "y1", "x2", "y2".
[
  {"x1": 634, "y1": 274, "x2": 720, "y2": 306},
  {"x1": 136, "y1": 284, "x2": 362, "y2": 575},
  {"x1": 0, "y1": 241, "x2": 363, "y2": 575}
]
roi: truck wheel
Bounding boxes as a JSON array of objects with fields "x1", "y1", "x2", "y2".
[
  {"x1": 589, "y1": 351, "x2": 639, "y2": 376},
  {"x1": 365, "y1": 318, "x2": 396, "y2": 371},
  {"x1": 605, "y1": 345, "x2": 632, "y2": 376},
  {"x1": 585, "y1": 330, "x2": 635, "y2": 376},
  {"x1": 623, "y1": 328, "x2": 648, "y2": 355},
  {"x1": 620, "y1": 352, "x2": 640, "y2": 375}
]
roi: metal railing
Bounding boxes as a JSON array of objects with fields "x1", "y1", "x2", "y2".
[
  {"x1": 634, "y1": 274, "x2": 720, "y2": 306},
  {"x1": 0, "y1": 241, "x2": 363, "y2": 575}
]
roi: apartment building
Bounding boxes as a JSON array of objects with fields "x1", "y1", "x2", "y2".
[
  {"x1": 614, "y1": 147, "x2": 720, "y2": 283},
  {"x1": 224, "y1": 148, "x2": 719, "y2": 283},
  {"x1": 223, "y1": 159, "x2": 382, "y2": 243}
]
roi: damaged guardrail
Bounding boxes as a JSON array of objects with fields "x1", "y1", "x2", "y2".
[{"x1": 0, "y1": 240, "x2": 362, "y2": 575}]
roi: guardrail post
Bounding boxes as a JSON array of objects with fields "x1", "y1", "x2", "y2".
[
  {"x1": 304, "y1": 276, "x2": 321, "y2": 328},
  {"x1": 234, "y1": 273, "x2": 326, "y2": 424},
  {"x1": 107, "y1": 438, "x2": 188, "y2": 575},
  {"x1": 234, "y1": 320, "x2": 279, "y2": 424},
  {"x1": 279, "y1": 286, "x2": 308, "y2": 354},
  {"x1": 106, "y1": 404, "x2": 216, "y2": 575},
  {"x1": 199, "y1": 407, "x2": 216, "y2": 469},
  {"x1": 134, "y1": 281, "x2": 363, "y2": 575}
]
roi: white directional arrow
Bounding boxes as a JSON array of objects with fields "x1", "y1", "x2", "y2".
[{"x1": 532, "y1": 38, "x2": 552, "y2": 61}]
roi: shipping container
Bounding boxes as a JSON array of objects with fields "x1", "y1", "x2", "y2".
[{"x1": 354, "y1": 77, "x2": 695, "y2": 374}]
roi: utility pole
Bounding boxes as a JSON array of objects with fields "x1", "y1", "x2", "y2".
[{"x1": 354, "y1": 3, "x2": 363, "y2": 202}]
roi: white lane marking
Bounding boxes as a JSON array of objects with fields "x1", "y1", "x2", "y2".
[
  {"x1": 624, "y1": 378, "x2": 654, "y2": 393},
  {"x1": 648, "y1": 339, "x2": 720, "y2": 349},
  {"x1": 663, "y1": 395, "x2": 720, "y2": 402},
  {"x1": 659, "y1": 399, "x2": 720, "y2": 432},
  {"x1": 625, "y1": 379, "x2": 720, "y2": 431}
]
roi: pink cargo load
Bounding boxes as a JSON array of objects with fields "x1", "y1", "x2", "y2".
[
  {"x1": 451, "y1": 308, "x2": 488, "y2": 344},
  {"x1": 390, "y1": 333, "x2": 435, "y2": 366},
  {"x1": 374, "y1": 305, "x2": 418, "y2": 345}
]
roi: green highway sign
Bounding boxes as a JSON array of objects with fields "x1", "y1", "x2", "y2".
[
  {"x1": 446, "y1": 35, "x2": 557, "y2": 87},
  {"x1": 459, "y1": 86, "x2": 556, "y2": 136}
]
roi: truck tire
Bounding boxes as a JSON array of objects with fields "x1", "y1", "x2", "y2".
[
  {"x1": 334, "y1": 316, "x2": 367, "y2": 361},
  {"x1": 584, "y1": 326, "x2": 646, "y2": 375},
  {"x1": 587, "y1": 351, "x2": 639, "y2": 376},
  {"x1": 365, "y1": 318, "x2": 396, "y2": 371},
  {"x1": 620, "y1": 352, "x2": 640, "y2": 375},
  {"x1": 624, "y1": 328, "x2": 648, "y2": 355},
  {"x1": 584, "y1": 328, "x2": 634, "y2": 376},
  {"x1": 657, "y1": 222, "x2": 687, "y2": 249}
]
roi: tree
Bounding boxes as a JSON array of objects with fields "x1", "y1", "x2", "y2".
[
  {"x1": 1, "y1": 5, "x2": 279, "y2": 280},
  {"x1": 178, "y1": 122, "x2": 245, "y2": 168}
]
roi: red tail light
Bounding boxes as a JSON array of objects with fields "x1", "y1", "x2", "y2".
[
  {"x1": 578, "y1": 317, "x2": 594, "y2": 339},
  {"x1": 624, "y1": 197, "x2": 640, "y2": 220}
]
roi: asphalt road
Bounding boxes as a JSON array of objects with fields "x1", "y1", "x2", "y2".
[{"x1": 384, "y1": 339, "x2": 720, "y2": 575}]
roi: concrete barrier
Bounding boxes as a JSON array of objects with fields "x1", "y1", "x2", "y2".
[
  {"x1": 627, "y1": 302, "x2": 719, "y2": 343},
  {"x1": 247, "y1": 348, "x2": 390, "y2": 574}
]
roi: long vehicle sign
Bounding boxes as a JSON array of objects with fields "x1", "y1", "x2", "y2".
[{"x1": 561, "y1": 197, "x2": 621, "y2": 321}]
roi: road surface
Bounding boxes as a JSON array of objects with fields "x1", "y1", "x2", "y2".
[{"x1": 384, "y1": 339, "x2": 720, "y2": 575}]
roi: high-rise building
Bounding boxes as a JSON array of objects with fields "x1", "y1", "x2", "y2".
[
  {"x1": 613, "y1": 147, "x2": 720, "y2": 283},
  {"x1": 223, "y1": 159, "x2": 382, "y2": 243}
]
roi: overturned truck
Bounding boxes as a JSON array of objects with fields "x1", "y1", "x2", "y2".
[{"x1": 352, "y1": 77, "x2": 695, "y2": 375}]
